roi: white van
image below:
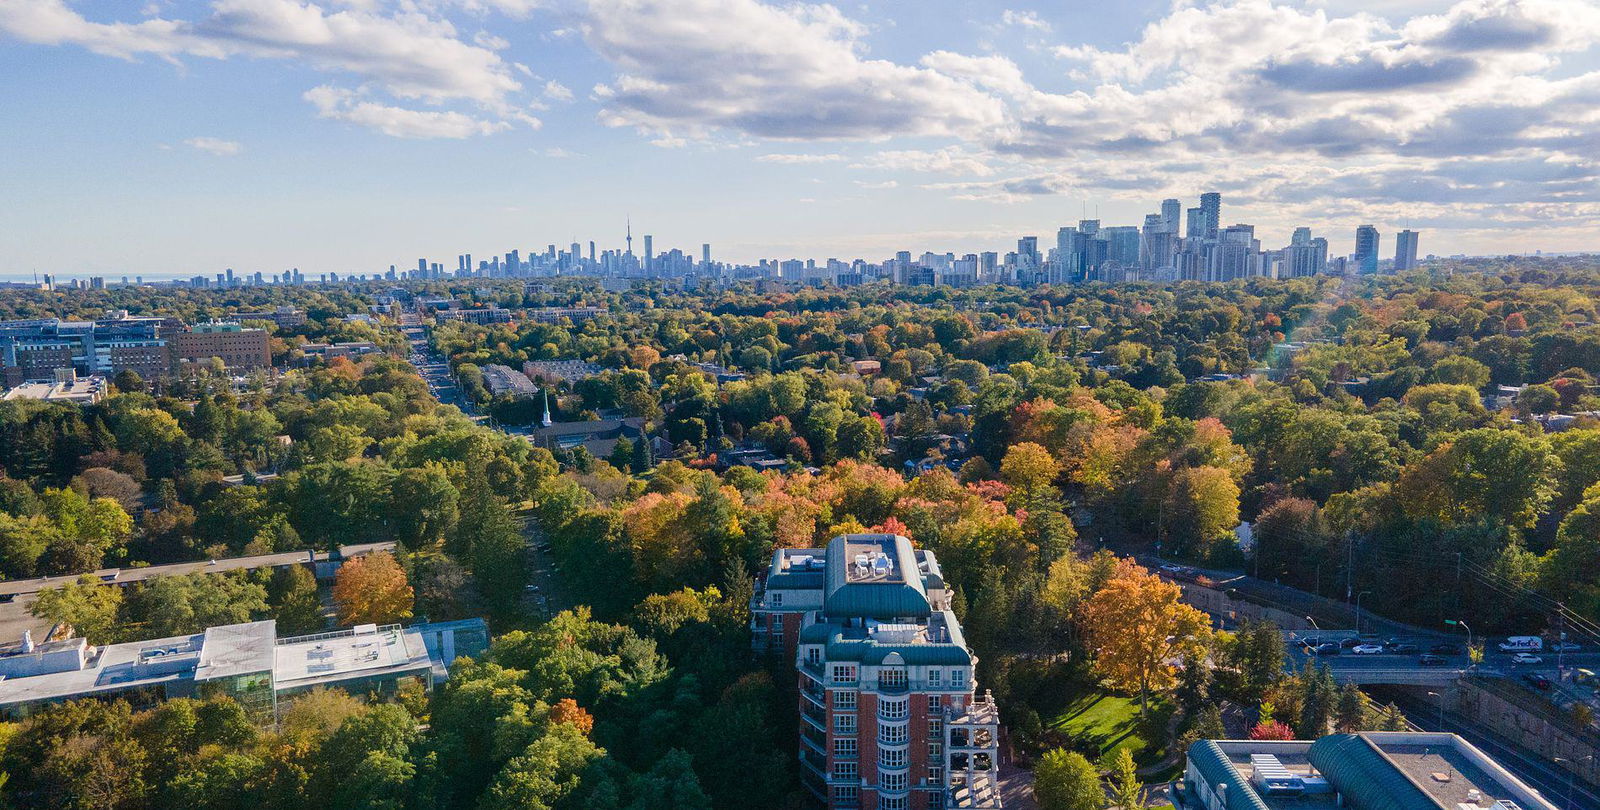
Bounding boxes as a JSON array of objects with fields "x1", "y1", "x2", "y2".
[{"x1": 1498, "y1": 636, "x2": 1543, "y2": 652}]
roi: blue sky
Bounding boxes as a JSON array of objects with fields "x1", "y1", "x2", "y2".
[{"x1": 2, "y1": 0, "x2": 1599, "y2": 279}]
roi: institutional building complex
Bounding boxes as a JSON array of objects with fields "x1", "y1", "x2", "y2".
[
  {"x1": 1177, "y1": 732, "x2": 1558, "y2": 810},
  {"x1": 755, "y1": 533, "x2": 1002, "y2": 810},
  {"x1": 0, "y1": 618, "x2": 486, "y2": 721},
  {"x1": 0, "y1": 312, "x2": 271, "y2": 386}
]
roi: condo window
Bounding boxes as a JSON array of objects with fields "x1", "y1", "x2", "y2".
[{"x1": 880, "y1": 697, "x2": 908, "y2": 721}]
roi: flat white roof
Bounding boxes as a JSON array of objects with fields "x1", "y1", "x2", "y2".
[
  {"x1": 272, "y1": 625, "x2": 430, "y2": 690},
  {"x1": 195, "y1": 621, "x2": 276, "y2": 681}
]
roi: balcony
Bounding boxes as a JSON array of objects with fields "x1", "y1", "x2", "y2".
[
  {"x1": 801, "y1": 748, "x2": 828, "y2": 776},
  {"x1": 876, "y1": 678, "x2": 911, "y2": 695},
  {"x1": 802, "y1": 680, "x2": 826, "y2": 706},
  {"x1": 803, "y1": 702, "x2": 828, "y2": 729},
  {"x1": 802, "y1": 725, "x2": 827, "y2": 753}
]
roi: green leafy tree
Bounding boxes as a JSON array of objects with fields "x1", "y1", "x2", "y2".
[
  {"x1": 1163, "y1": 465, "x2": 1240, "y2": 560},
  {"x1": 389, "y1": 464, "x2": 460, "y2": 551},
  {"x1": 31, "y1": 574, "x2": 123, "y2": 643},
  {"x1": 268, "y1": 564, "x2": 325, "y2": 635},
  {"x1": 1034, "y1": 749, "x2": 1103, "y2": 810},
  {"x1": 479, "y1": 722, "x2": 605, "y2": 810}
]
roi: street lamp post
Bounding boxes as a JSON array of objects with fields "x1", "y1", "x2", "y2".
[
  {"x1": 1554, "y1": 755, "x2": 1593, "y2": 810},
  {"x1": 1427, "y1": 691, "x2": 1446, "y2": 731},
  {"x1": 1445, "y1": 618, "x2": 1474, "y2": 660}
]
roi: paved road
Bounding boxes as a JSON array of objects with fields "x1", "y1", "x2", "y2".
[
  {"x1": 0, "y1": 542, "x2": 395, "y2": 598},
  {"x1": 0, "y1": 542, "x2": 395, "y2": 645},
  {"x1": 401, "y1": 319, "x2": 477, "y2": 416}
]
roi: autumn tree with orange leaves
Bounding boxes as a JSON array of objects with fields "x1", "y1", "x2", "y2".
[
  {"x1": 1080, "y1": 559, "x2": 1211, "y2": 716},
  {"x1": 332, "y1": 551, "x2": 414, "y2": 626}
]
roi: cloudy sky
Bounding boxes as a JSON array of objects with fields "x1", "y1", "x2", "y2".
[{"x1": 2, "y1": 0, "x2": 1599, "y2": 278}]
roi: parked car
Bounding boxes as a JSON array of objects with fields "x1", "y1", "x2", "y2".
[
  {"x1": 1430, "y1": 643, "x2": 1463, "y2": 655},
  {"x1": 1340, "y1": 637, "x2": 1362, "y2": 649},
  {"x1": 1522, "y1": 673, "x2": 1554, "y2": 691},
  {"x1": 1418, "y1": 654, "x2": 1448, "y2": 666},
  {"x1": 1315, "y1": 643, "x2": 1342, "y2": 657},
  {"x1": 1392, "y1": 644, "x2": 1420, "y2": 654},
  {"x1": 1351, "y1": 644, "x2": 1385, "y2": 655},
  {"x1": 1511, "y1": 653, "x2": 1543, "y2": 665}
]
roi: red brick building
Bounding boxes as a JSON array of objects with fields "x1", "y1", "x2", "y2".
[{"x1": 754, "y1": 534, "x2": 1002, "y2": 809}]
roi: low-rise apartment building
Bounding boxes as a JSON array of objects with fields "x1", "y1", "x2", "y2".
[{"x1": 755, "y1": 534, "x2": 1003, "y2": 810}]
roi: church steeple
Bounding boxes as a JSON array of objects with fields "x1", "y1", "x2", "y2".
[{"x1": 541, "y1": 388, "x2": 552, "y2": 428}]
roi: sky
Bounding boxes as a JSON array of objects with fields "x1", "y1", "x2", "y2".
[{"x1": 2, "y1": 0, "x2": 1599, "y2": 279}]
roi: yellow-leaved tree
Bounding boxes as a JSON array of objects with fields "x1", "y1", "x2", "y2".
[
  {"x1": 1081, "y1": 559, "x2": 1211, "y2": 716},
  {"x1": 332, "y1": 551, "x2": 414, "y2": 626}
]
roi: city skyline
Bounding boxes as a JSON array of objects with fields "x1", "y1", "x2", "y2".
[
  {"x1": 0, "y1": 190, "x2": 1444, "y2": 286},
  {"x1": 3, "y1": 0, "x2": 1599, "y2": 275}
]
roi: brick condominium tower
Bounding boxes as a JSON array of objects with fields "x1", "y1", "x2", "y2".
[{"x1": 754, "y1": 534, "x2": 1002, "y2": 810}]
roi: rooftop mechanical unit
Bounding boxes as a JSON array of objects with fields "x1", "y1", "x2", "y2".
[{"x1": 1249, "y1": 754, "x2": 1305, "y2": 795}]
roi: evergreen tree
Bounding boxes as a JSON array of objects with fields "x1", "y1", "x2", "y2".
[{"x1": 631, "y1": 436, "x2": 655, "y2": 474}]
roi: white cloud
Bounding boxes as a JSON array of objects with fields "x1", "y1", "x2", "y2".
[
  {"x1": 0, "y1": 0, "x2": 523, "y2": 103},
  {"x1": 183, "y1": 136, "x2": 243, "y2": 155},
  {"x1": 304, "y1": 85, "x2": 514, "y2": 138},
  {"x1": 542, "y1": 146, "x2": 585, "y2": 158},
  {"x1": 542, "y1": 79, "x2": 573, "y2": 101},
  {"x1": 851, "y1": 147, "x2": 998, "y2": 177},
  {"x1": 999, "y1": 9, "x2": 1050, "y2": 32},
  {"x1": 756, "y1": 152, "x2": 844, "y2": 164},
  {"x1": 473, "y1": 30, "x2": 508, "y2": 50},
  {"x1": 581, "y1": 0, "x2": 1007, "y2": 140},
  {"x1": 854, "y1": 179, "x2": 898, "y2": 189}
]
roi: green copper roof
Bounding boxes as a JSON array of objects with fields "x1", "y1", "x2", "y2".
[
  {"x1": 1185, "y1": 741, "x2": 1271, "y2": 810},
  {"x1": 822, "y1": 534, "x2": 931, "y2": 620},
  {"x1": 817, "y1": 611, "x2": 973, "y2": 666},
  {"x1": 1308, "y1": 734, "x2": 1440, "y2": 810}
]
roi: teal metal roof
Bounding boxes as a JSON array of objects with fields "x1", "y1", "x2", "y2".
[
  {"x1": 1185, "y1": 741, "x2": 1270, "y2": 810},
  {"x1": 800, "y1": 610, "x2": 973, "y2": 667},
  {"x1": 822, "y1": 534, "x2": 931, "y2": 620},
  {"x1": 1308, "y1": 735, "x2": 1439, "y2": 810},
  {"x1": 798, "y1": 622, "x2": 834, "y2": 644}
]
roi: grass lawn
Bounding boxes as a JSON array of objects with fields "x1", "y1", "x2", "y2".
[{"x1": 1046, "y1": 690, "x2": 1173, "y2": 769}]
